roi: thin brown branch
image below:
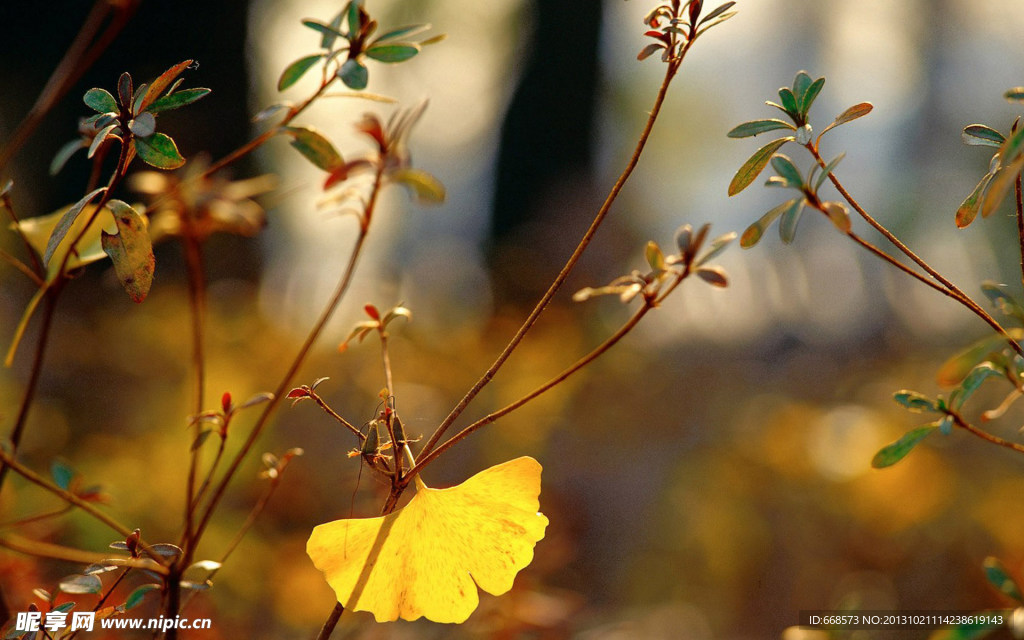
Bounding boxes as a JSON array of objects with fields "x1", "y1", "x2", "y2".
[
  {"x1": 810, "y1": 145, "x2": 1023, "y2": 356},
  {"x1": 0, "y1": 287, "x2": 60, "y2": 491},
  {"x1": 0, "y1": 535, "x2": 166, "y2": 575},
  {"x1": 0, "y1": 447, "x2": 132, "y2": 538},
  {"x1": 190, "y1": 164, "x2": 387, "y2": 553},
  {"x1": 950, "y1": 412, "x2": 1024, "y2": 456},
  {"x1": 417, "y1": 45, "x2": 691, "y2": 463},
  {"x1": 409, "y1": 300, "x2": 651, "y2": 481},
  {"x1": 179, "y1": 228, "x2": 207, "y2": 554},
  {"x1": 308, "y1": 391, "x2": 363, "y2": 439},
  {"x1": 0, "y1": 0, "x2": 137, "y2": 170},
  {"x1": 1016, "y1": 172, "x2": 1024, "y2": 291},
  {"x1": 316, "y1": 603, "x2": 345, "y2": 640}
]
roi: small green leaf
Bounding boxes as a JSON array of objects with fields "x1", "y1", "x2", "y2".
[
  {"x1": 83, "y1": 87, "x2": 118, "y2": 114},
  {"x1": 740, "y1": 197, "x2": 799, "y2": 248},
  {"x1": 937, "y1": 330, "x2": 1024, "y2": 387},
  {"x1": 777, "y1": 198, "x2": 805, "y2": 244},
  {"x1": 128, "y1": 112, "x2": 156, "y2": 138},
  {"x1": 88, "y1": 123, "x2": 121, "y2": 159},
  {"x1": 51, "y1": 460, "x2": 74, "y2": 490},
  {"x1": 893, "y1": 390, "x2": 938, "y2": 412},
  {"x1": 252, "y1": 101, "x2": 294, "y2": 123},
  {"x1": 278, "y1": 54, "x2": 324, "y2": 91},
  {"x1": 950, "y1": 362, "x2": 1001, "y2": 410},
  {"x1": 645, "y1": 241, "x2": 665, "y2": 271},
  {"x1": 50, "y1": 139, "x2": 85, "y2": 176},
  {"x1": 43, "y1": 187, "x2": 107, "y2": 266},
  {"x1": 728, "y1": 137, "x2": 792, "y2": 196},
  {"x1": 283, "y1": 125, "x2": 343, "y2": 171},
  {"x1": 347, "y1": 0, "x2": 362, "y2": 34},
  {"x1": 792, "y1": 71, "x2": 812, "y2": 104},
  {"x1": 132, "y1": 82, "x2": 149, "y2": 116},
  {"x1": 800, "y1": 77, "x2": 825, "y2": 116},
  {"x1": 697, "y1": 1, "x2": 736, "y2": 26},
  {"x1": 134, "y1": 132, "x2": 186, "y2": 170},
  {"x1": 365, "y1": 43, "x2": 420, "y2": 63},
  {"x1": 777, "y1": 87, "x2": 798, "y2": 115},
  {"x1": 962, "y1": 124, "x2": 1005, "y2": 148},
  {"x1": 301, "y1": 19, "x2": 347, "y2": 43},
  {"x1": 770, "y1": 154, "x2": 805, "y2": 189},
  {"x1": 338, "y1": 58, "x2": 368, "y2": 90},
  {"x1": 637, "y1": 43, "x2": 664, "y2": 61},
  {"x1": 998, "y1": 123, "x2": 1024, "y2": 165},
  {"x1": 956, "y1": 172, "x2": 995, "y2": 228},
  {"x1": 981, "y1": 281, "x2": 1024, "y2": 324},
  {"x1": 101, "y1": 200, "x2": 155, "y2": 303},
  {"x1": 150, "y1": 543, "x2": 183, "y2": 560},
  {"x1": 388, "y1": 168, "x2": 446, "y2": 203},
  {"x1": 982, "y1": 156, "x2": 1024, "y2": 218},
  {"x1": 983, "y1": 557, "x2": 1024, "y2": 603},
  {"x1": 818, "y1": 102, "x2": 874, "y2": 139},
  {"x1": 1006, "y1": 87, "x2": 1024, "y2": 103},
  {"x1": 60, "y1": 574, "x2": 102, "y2": 594},
  {"x1": 871, "y1": 425, "x2": 937, "y2": 468},
  {"x1": 727, "y1": 119, "x2": 795, "y2": 138},
  {"x1": 125, "y1": 584, "x2": 161, "y2": 610},
  {"x1": 814, "y1": 152, "x2": 845, "y2": 191},
  {"x1": 139, "y1": 60, "x2": 193, "y2": 112},
  {"x1": 144, "y1": 87, "x2": 211, "y2": 114},
  {"x1": 374, "y1": 24, "x2": 431, "y2": 43},
  {"x1": 117, "y1": 72, "x2": 133, "y2": 109}
]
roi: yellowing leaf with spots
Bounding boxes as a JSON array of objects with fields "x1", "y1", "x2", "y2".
[{"x1": 306, "y1": 456, "x2": 548, "y2": 623}]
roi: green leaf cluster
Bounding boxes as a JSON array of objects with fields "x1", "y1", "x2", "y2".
[
  {"x1": 53, "y1": 60, "x2": 210, "y2": 175},
  {"x1": 728, "y1": 70, "x2": 872, "y2": 196},
  {"x1": 279, "y1": 1, "x2": 442, "y2": 92},
  {"x1": 956, "y1": 91, "x2": 1024, "y2": 227},
  {"x1": 573, "y1": 223, "x2": 735, "y2": 303}
]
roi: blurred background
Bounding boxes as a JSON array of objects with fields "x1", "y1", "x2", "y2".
[{"x1": 3, "y1": 0, "x2": 1024, "y2": 637}]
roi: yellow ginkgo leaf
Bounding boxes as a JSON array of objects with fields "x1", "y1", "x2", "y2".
[{"x1": 306, "y1": 456, "x2": 548, "y2": 623}]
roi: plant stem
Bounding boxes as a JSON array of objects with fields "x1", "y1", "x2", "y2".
[
  {"x1": 190, "y1": 164, "x2": 386, "y2": 556},
  {"x1": 410, "y1": 300, "x2": 652, "y2": 480},
  {"x1": 202, "y1": 70, "x2": 336, "y2": 178},
  {"x1": 179, "y1": 224, "x2": 207, "y2": 554},
  {"x1": 0, "y1": 534, "x2": 166, "y2": 574},
  {"x1": 417, "y1": 48, "x2": 690, "y2": 463},
  {"x1": 0, "y1": 445, "x2": 132, "y2": 538},
  {"x1": 316, "y1": 604, "x2": 345, "y2": 640},
  {"x1": 809, "y1": 145, "x2": 1023, "y2": 356},
  {"x1": 308, "y1": 391, "x2": 364, "y2": 440},
  {"x1": 0, "y1": 0, "x2": 136, "y2": 170},
  {"x1": 0, "y1": 287, "x2": 60, "y2": 491},
  {"x1": 1016, "y1": 172, "x2": 1024, "y2": 291},
  {"x1": 379, "y1": 331, "x2": 402, "y2": 481},
  {"x1": 950, "y1": 412, "x2": 1024, "y2": 456}
]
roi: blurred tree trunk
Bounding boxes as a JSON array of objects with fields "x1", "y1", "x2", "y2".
[{"x1": 489, "y1": 0, "x2": 604, "y2": 303}]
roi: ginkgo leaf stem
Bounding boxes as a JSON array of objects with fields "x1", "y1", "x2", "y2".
[{"x1": 190, "y1": 162, "x2": 386, "y2": 557}]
